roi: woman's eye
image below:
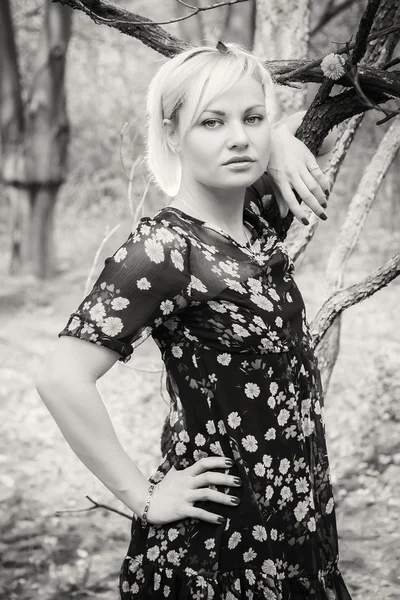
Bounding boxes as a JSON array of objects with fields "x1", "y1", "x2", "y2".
[
  {"x1": 246, "y1": 115, "x2": 264, "y2": 124},
  {"x1": 202, "y1": 116, "x2": 264, "y2": 128},
  {"x1": 202, "y1": 119, "x2": 219, "y2": 128}
]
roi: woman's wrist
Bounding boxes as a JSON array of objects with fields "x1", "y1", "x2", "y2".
[
  {"x1": 76, "y1": 442, "x2": 153, "y2": 517},
  {"x1": 272, "y1": 110, "x2": 337, "y2": 156},
  {"x1": 271, "y1": 110, "x2": 306, "y2": 136},
  {"x1": 140, "y1": 482, "x2": 157, "y2": 527}
]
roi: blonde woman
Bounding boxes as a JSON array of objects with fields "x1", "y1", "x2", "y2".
[{"x1": 36, "y1": 41, "x2": 352, "y2": 600}]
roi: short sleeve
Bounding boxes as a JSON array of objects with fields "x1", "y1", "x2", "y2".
[{"x1": 58, "y1": 218, "x2": 192, "y2": 363}]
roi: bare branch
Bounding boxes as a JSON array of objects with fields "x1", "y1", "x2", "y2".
[
  {"x1": 276, "y1": 23, "x2": 400, "y2": 84},
  {"x1": 49, "y1": 0, "x2": 400, "y2": 249},
  {"x1": 325, "y1": 116, "x2": 400, "y2": 295},
  {"x1": 50, "y1": 0, "x2": 400, "y2": 107},
  {"x1": 266, "y1": 0, "x2": 400, "y2": 242},
  {"x1": 285, "y1": 113, "x2": 370, "y2": 267},
  {"x1": 55, "y1": 494, "x2": 132, "y2": 520},
  {"x1": 311, "y1": 0, "x2": 358, "y2": 37},
  {"x1": 351, "y1": 0, "x2": 382, "y2": 65},
  {"x1": 347, "y1": 64, "x2": 400, "y2": 124},
  {"x1": 55, "y1": 0, "x2": 247, "y2": 30},
  {"x1": 51, "y1": 0, "x2": 400, "y2": 88},
  {"x1": 310, "y1": 253, "x2": 400, "y2": 347},
  {"x1": 311, "y1": 116, "x2": 400, "y2": 385}
]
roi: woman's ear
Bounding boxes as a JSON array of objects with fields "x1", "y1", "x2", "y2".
[{"x1": 163, "y1": 118, "x2": 180, "y2": 153}]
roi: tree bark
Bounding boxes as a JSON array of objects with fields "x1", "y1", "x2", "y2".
[{"x1": 0, "y1": 1, "x2": 72, "y2": 278}]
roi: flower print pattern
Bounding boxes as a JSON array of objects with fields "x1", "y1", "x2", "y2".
[
  {"x1": 58, "y1": 192, "x2": 353, "y2": 600},
  {"x1": 59, "y1": 219, "x2": 192, "y2": 362}
]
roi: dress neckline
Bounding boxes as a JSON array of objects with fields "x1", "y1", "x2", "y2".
[{"x1": 158, "y1": 205, "x2": 259, "y2": 250}]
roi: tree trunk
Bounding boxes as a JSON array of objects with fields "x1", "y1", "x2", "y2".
[
  {"x1": 0, "y1": 1, "x2": 72, "y2": 278},
  {"x1": 253, "y1": 0, "x2": 310, "y2": 114},
  {"x1": 0, "y1": 0, "x2": 28, "y2": 273}
]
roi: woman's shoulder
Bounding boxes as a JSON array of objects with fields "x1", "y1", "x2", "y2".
[{"x1": 130, "y1": 212, "x2": 191, "y2": 250}]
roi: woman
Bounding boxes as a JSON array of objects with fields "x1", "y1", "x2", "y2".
[{"x1": 36, "y1": 41, "x2": 352, "y2": 599}]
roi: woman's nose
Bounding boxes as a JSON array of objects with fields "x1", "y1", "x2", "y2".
[{"x1": 227, "y1": 123, "x2": 250, "y2": 146}]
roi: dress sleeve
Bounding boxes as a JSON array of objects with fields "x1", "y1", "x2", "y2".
[
  {"x1": 245, "y1": 171, "x2": 284, "y2": 238},
  {"x1": 58, "y1": 218, "x2": 192, "y2": 364}
]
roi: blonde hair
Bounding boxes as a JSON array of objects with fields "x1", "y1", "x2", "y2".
[{"x1": 143, "y1": 40, "x2": 278, "y2": 198}]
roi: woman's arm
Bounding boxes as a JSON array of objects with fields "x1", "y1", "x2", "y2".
[
  {"x1": 248, "y1": 110, "x2": 339, "y2": 224},
  {"x1": 35, "y1": 336, "x2": 150, "y2": 519},
  {"x1": 275, "y1": 110, "x2": 338, "y2": 157},
  {"x1": 36, "y1": 219, "x2": 191, "y2": 521}
]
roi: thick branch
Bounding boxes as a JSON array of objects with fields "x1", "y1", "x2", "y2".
[
  {"x1": 285, "y1": 116, "x2": 366, "y2": 266},
  {"x1": 325, "y1": 116, "x2": 400, "y2": 294},
  {"x1": 267, "y1": 0, "x2": 400, "y2": 241},
  {"x1": 352, "y1": 0, "x2": 382, "y2": 65},
  {"x1": 50, "y1": 0, "x2": 400, "y2": 244},
  {"x1": 53, "y1": 0, "x2": 188, "y2": 56},
  {"x1": 51, "y1": 0, "x2": 400, "y2": 106},
  {"x1": 310, "y1": 253, "x2": 400, "y2": 347}
]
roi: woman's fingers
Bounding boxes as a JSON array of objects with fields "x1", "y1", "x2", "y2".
[
  {"x1": 291, "y1": 176, "x2": 328, "y2": 220},
  {"x1": 275, "y1": 194, "x2": 290, "y2": 219},
  {"x1": 306, "y1": 159, "x2": 330, "y2": 194},
  {"x1": 274, "y1": 182, "x2": 310, "y2": 224},
  {"x1": 301, "y1": 169, "x2": 328, "y2": 208}
]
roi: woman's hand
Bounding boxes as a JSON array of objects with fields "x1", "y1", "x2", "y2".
[
  {"x1": 265, "y1": 111, "x2": 337, "y2": 224},
  {"x1": 146, "y1": 456, "x2": 242, "y2": 526}
]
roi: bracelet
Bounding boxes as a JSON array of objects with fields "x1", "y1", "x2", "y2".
[{"x1": 141, "y1": 482, "x2": 156, "y2": 528}]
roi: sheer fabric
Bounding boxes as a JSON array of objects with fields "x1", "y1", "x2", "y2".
[{"x1": 58, "y1": 191, "x2": 353, "y2": 600}]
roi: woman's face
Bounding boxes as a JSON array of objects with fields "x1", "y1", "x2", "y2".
[{"x1": 179, "y1": 75, "x2": 271, "y2": 194}]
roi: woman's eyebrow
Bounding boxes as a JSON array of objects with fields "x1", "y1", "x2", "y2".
[{"x1": 202, "y1": 104, "x2": 266, "y2": 115}]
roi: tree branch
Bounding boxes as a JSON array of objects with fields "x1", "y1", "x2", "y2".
[
  {"x1": 50, "y1": 0, "x2": 400, "y2": 246},
  {"x1": 310, "y1": 253, "x2": 400, "y2": 347},
  {"x1": 52, "y1": 0, "x2": 247, "y2": 52},
  {"x1": 55, "y1": 494, "x2": 132, "y2": 520},
  {"x1": 266, "y1": 0, "x2": 400, "y2": 241},
  {"x1": 311, "y1": 0, "x2": 359, "y2": 37},
  {"x1": 50, "y1": 0, "x2": 400, "y2": 108},
  {"x1": 325, "y1": 116, "x2": 400, "y2": 296},
  {"x1": 352, "y1": 0, "x2": 382, "y2": 65}
]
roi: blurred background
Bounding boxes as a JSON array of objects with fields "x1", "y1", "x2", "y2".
[{"x1": 0, "y1": 1, "x2": 399, "y2": 598}]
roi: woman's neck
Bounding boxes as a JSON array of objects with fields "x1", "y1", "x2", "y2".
[{"x1": 170, "y1": 188, "x2": 248, "y2": 240}]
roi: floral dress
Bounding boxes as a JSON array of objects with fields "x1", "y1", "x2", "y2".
[{"x1": 58, "y1": 191, "x2": 353, "y2": 600}]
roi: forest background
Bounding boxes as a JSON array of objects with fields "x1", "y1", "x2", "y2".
[{"x1": 0, "y1": 1, "x2": 400, "y2": 599}]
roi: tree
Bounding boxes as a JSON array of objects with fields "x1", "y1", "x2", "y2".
[
  {"x1": 45, "y1": 0, "x2": 400, "y2": 455},
  {"x1": 255, "y1": 0, "x2": 310, "y2": 112},
  {"x1": 0, "y1": 1, "x2": 72, "y2": 278}
]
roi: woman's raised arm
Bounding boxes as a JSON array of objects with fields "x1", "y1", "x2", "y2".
[{"x1": 247, "y1": 110, "x2": 339, "y2": 225}]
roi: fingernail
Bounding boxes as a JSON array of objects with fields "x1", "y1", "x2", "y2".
[
  {"x1": 302, "y1": 217, "x2": 309, "y2": 225},
  {"x1": 217, "y1": 516, "x2": 226, "y2": 524},
  {"x1": 320, "y1": 213, "x2": 328, "y2": 220},
  {"x1": 225, "y1": 459, "x2": 234, "y2": 466},
  {"x1": 321, "y1": 202, "x2": 328, "y2": 208},
  {"x1": 325, "y1": 189, "x2": 330, "y2": 195}
]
